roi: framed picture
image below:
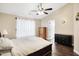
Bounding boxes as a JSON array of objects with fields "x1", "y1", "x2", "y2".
[{"x1": 76, "y1": 12, "x2": 79, "y2": 21}]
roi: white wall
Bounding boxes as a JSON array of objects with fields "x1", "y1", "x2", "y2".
[
  {"x1": 0, "y1": 12, "x2": 16, "y2": 39},
  {"x1": 53, "y1": 4, "x2": 74, "y2": 35},
  {"x1": 73, "y1": 3, "x2": 79, "y2": 54}
]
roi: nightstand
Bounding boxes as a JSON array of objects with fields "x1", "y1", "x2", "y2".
[{"x1": 0, "y1": 48, "x2": 13, "y2": 56}]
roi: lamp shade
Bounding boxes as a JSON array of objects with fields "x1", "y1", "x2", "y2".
[{"x1": 2, "y1": 30, "x2": 8, "y2": 35}]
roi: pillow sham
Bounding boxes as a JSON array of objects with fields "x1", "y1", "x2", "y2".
[{"x1": 0, "y1": 37, "x2": 14, "y2": 50}]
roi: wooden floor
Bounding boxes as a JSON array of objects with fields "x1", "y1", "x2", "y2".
[{"x1": 52, "y1": 43, "x2": 78, "y2": 56}]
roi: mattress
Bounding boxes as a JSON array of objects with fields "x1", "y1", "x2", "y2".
[{"x1": 11, "y1": 36, "x2": 51, "y2": 56}]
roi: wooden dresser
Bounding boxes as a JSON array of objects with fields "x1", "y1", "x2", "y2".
[{"x1": 38, "y1": 27, "x2": 47, "y2": 40}]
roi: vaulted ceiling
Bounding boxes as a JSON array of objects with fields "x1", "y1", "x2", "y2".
[{"x1": 0, "y1": 3, "x2": 66, "y2": 19}]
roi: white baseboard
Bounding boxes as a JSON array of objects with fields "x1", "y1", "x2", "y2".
[{"x1": 74, "y1": 49, "x2": 79, "y2": 55}]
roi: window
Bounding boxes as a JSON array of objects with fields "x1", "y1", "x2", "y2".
[{"x1": 16, "y1": 18, "x2": 36, "y2": 38}]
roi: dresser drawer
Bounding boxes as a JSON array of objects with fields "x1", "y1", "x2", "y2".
[{"x1": 55, "y1": 34, "x2": 73, "y2": 47}]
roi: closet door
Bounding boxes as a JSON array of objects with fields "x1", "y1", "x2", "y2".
[{"x1": 39, "y1": 27, "x2": 47, "y2": 40}]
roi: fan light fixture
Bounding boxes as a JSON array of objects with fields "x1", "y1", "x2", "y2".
[
  {"x1": 36, "y1": 11, "x2": 44, "y2": 15},
  {"x1": 31, "y1": 3, "x2": 52, "y2": 15}
]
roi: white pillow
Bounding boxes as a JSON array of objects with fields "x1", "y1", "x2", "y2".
[{"x1": 0, "y1": 37, "x2": 14, "y2": 50}]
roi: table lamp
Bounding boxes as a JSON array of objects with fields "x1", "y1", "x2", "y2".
[{"x1": 2, "y1": 30, "x2": 8, "y2": 37}]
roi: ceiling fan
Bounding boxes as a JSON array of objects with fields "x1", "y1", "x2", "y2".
[{"x1": 31, "y1": 3, "x2": 53, "y2": 15}]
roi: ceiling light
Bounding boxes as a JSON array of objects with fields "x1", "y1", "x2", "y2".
[{"x1": 37, "y1": 11, "x2": 44, "y2": 15}]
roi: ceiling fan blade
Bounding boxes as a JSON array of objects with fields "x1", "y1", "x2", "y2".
[
  {"x1": 45, "y1": 8, "x2": 52, "y2": 11},
  {"x1": 43, "y1": 12, "x2": 48, "y2": 14}
]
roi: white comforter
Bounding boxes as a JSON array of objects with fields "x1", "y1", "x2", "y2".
[{"x1": 11, "y1": 36, "x2": 51, "y2": 56}]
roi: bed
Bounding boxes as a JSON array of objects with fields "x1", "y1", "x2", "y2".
[
  {"x1": 11, "y1": 36, "x2": 52, "y2": 56},
  {"x1": 0, "y1": 36, "x2": 52, "y2": 56}
]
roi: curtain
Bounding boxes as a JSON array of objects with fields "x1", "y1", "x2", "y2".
[{"x1": 16, "y1": 18, "x2": 36, "y2": 38}]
